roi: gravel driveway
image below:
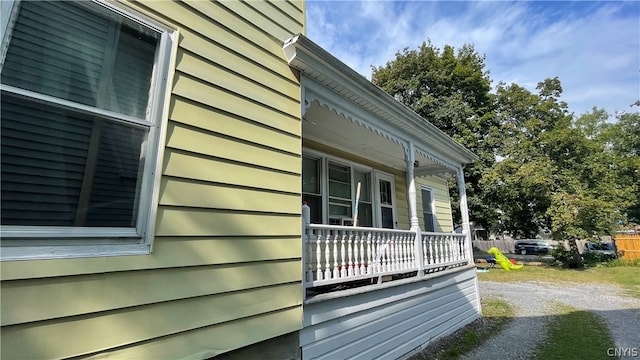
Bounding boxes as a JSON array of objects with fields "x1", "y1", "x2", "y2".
[{"x1": 461, "y1": 281, "x2": 640, "y2": 360}]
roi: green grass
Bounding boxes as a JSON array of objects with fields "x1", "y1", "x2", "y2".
[
  {"x1": 537, "y1": 302, "x2": 617, "y2": 360},
  {"x1": 412, "y1": 263, "x2": 637, "y2": 359},
  {"x1": 476, "y1": 262, "x2": 640, "y2": 298},
  {"x1": 410, "y1": 297, "x2": 514, "y2": 360}
]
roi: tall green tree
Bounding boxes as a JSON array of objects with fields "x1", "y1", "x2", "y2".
[
  {"x1": 484, "y1": 84, "x2": 636, "y2": 238},
  {"x1": 600, "y1": 109, "x2": 640, "y2": 224},
  {"x1": 371, "y1": 41, "x2": 499, "y2": 230},
  {"x1": 481, "y1": 79, "x2": 572, "y2": 238},
  {"x1": 371, "y1": 41, "x2": 637, "y2": 239}
]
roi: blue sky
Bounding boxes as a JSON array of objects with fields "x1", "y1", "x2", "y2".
[{"x1": 306, "y1": 1, "x2": 640, "y2": 118}]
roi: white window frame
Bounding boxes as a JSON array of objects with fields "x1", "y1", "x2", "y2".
[
  {"x1": 374, "y1": 171, "x2": 398, "y2": 229},
  {"x1": 0, "y1": 0, "x2": 177, "y2": 260},
  {"x1": 421, "y1": 186, "x2": 436, "y2": 232},
  {"x1": 302, "y1": 148, "x2": 394, "y2": 228}
]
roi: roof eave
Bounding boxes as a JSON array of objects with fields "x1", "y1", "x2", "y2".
[{"x1": 283, "y1": 34, "x2": 479, "y2": 165}]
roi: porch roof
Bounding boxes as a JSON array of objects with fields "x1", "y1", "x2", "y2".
[{"x1": 283, "y1": 34, "x2": 478, "y2": 174}]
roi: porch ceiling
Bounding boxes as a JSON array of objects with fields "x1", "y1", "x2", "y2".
[
  {"x1": 285, "y1": 33, "x2": 479, "y2": 175},
  {"x1": 303, "y1": 101, "x2": 407, "y2": 170},
  {"x1": 304, "y1": 101, "x2": 450, "y2": 174}
]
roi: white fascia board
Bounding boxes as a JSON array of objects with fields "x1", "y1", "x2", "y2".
[{"x1": 283, "y1": 34, "x2": 478, "y2": 165}]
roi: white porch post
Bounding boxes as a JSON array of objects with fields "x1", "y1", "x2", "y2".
[
  {"x1": 456, "y1": 167, "x2": 472, "y2": 261},
  {"x1": 457, "y1": 166, "x2": 482, "y2": 316},
  {"x1": 406, "y1": 142, "x2": 424, "y2": 275}
]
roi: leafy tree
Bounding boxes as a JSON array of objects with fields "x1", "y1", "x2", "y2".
[
  {"x1": 481, "y1": 80, "x2": 634, "y2": 239},
  {"x1": 371, "y1": 41, "x2": 498, "y2": 230},
  {"x1": 601, "y1": 109, "x2": 640, "y2": 224},
  {"x1": 371, "y1": 41, "x2": 638, "y2": 240},
  {"x1": 481, "y1": 80, "x2": 571, "y2": 238}
]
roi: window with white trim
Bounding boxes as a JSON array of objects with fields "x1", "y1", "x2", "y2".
[
  {"x1": 377, "y1": 174, "x2": 396, "y2": 229},
  {"x1": 421, "y1": 187, "x2": 435, "y2": 232},
  {"x1": 301, "y1": 152, "x2": 394, "y2": 228},
  {"x1": 0, "y1": 0, "x2": 174, "y2": 260}
]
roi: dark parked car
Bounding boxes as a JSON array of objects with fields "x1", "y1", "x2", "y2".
[
  {"x1": 584, "y1": 242, "x2": 616, "y2": 259},
  {"x1": 514, "y1": 240, "x2": 554, "y2": 255}
]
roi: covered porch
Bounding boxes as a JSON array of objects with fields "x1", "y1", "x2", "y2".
[{"x1": 285, "y1": 34, "x2": 479, "y2": 297}]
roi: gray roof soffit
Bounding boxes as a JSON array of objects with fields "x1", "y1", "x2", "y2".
[{"x1": 283, "y1": 34, "x2": 478, "y2": 164}]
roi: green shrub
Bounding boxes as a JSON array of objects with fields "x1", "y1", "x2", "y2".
[
  {"x1": 551, "y1": 247, "x2": 584, "y2": 268},
  {"x1": 603, "y1": 258, "x2": 640, "y2": 267},
  {"x1": 581, "y1": 251, "x2": 616, "y2": 267}
]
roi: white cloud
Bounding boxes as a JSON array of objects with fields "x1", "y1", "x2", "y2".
[{"x1": 306, "y1": 0, "x2": 640, "y2": 116}]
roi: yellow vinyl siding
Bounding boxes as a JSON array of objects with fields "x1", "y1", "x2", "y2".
[
  {"x1": 394, "y1": 174, "x2": 410, "y2": 229},
  {"x1": 166, "y1": 122, "x2": 299, "y2": 173},
  {"x1": 2, "y1": 0, "x2": 305, "y2": 359},
  {"x1": 2, "y1": 283, "x2": 301, "y2": 360},
  {"x1": 172, "y1": 73, "x2": 300, "y2": 136},
  {"x1": 1, "y1": 237, "x2": 300, "y2": 280},
  {"x1": 177, "y1": 27, "x2": 299, "y2": 97},
  {"x1": 417, "y1": 176, "x2": 454, "y2": 232},
  {"x1": 163, "y1": 150, "x2": 299, "y2": 193},
  {"x1": 83, "y1": 308, "x2": 301, "y2": 360},
  {"x1": 169, "y1": 97, "x2": 299, "y2": 154},
  {"x1": 271, "y1": 0, "x2": 305, "y2": 13},
  {"x1": 220, "y1": 1, "x2": 303, "y2": 43},
  {"x1": 2, "y1": 261, "x2": 301, "y2": 326},
  {"x1": 156, "y1": 209, "x2": 300, "y2": 237},
  {"x1": 184, "y1": 1, "x2": 291, "y2": 60},
  {"x1": 175, "y1": 50, "x2": 300, "y2": 116},
  {"x1": 139, "y1": 1, "x2": 298, "y2": 84},
  {"x1": 160, "y1": 178, "x2": 300, "y2": 214}
]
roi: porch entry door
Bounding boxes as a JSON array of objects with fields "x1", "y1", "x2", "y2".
[{"x1": 374, "y1": 172, "x2": 396, "y2": 229}]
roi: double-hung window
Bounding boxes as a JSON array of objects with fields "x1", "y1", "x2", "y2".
[
  {"x1": 0, "y1": 1, "x2": 174, "y2": 260},
  {"x1": 302, "y1": 152, "x2": 394, "y2": 228},
  {"x1": 421, "y1": 187, "x2": 435, "y2": 232}
]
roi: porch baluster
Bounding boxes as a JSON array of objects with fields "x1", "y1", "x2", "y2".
[
  {"x1": 307, "y1": 227, "x2": 314, "y2": 282},
  {"x1": 398, "y1": 234, "x2": 407, "y2": 270},
  {"x1": 373, "y1": 231, "x2": 384, "y2": 274},
  {"x1": 347, "y1": 231, "x2": 354, "y2": 277},
  {"x1": 315, "y1": 229, "x2": 323, "y2": 281},
  {"x1": 366, "y1": 232, "x2": 373, "y2": 274},
  {"x1": 445, "y1": 235, "x2": 451, "y2": 262},
  {"x1": 408, "y1": 233, "x2": 415, "y2": 268},
  {"x1": 324, "y1": 231, "x2": 332, "y2": 280},
  {"x1": 395, "y1": 234, "x2": 402, "y2": 270},
  {"x1": 432, "y1": 236, "x2": 438, "y2": 264},
  {"x1": 450, "y1": 235, "x2": 457, "y2": 262},
  {"x1": 384, "y1": 235, "x2": 391, "y2": 272},
  {"x1": 444, "y1": 235, "x2": 451, "y2": 262},
  {"x1": 339, "y1": 231, "x2": 347, "y2": 278},
  {"x1": 422, "y1": 235, "x2": 429, "y2": 265},
  {"x1": 390, "y1": 233, "x2": 397, "y2": 271},
  {"x1": 463, "y1": 235, "x2": 469, "y2": 262},
  {"x1": 333, "y1": 231, "x2": 340, "y2": 279},
  {"x1": 401, "y1": 233, "x2": 408, "y2": 269},
  {"x1": 425, "y1": 235, "x2": 431, "y2": 264},
  {"x1": 359, "y1": 231, "x2": 366, "y2": 275},
  {"x1": 404, "y1": 234, "x2": 415, "y2": 269}
]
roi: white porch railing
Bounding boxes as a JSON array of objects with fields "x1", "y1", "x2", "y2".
[
  {"x1": 421, "y1": 232, "x2": 469, "y2": 269},
  {"x1": 304, "y1": 224, "x2": 471, "y2": 289}
]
